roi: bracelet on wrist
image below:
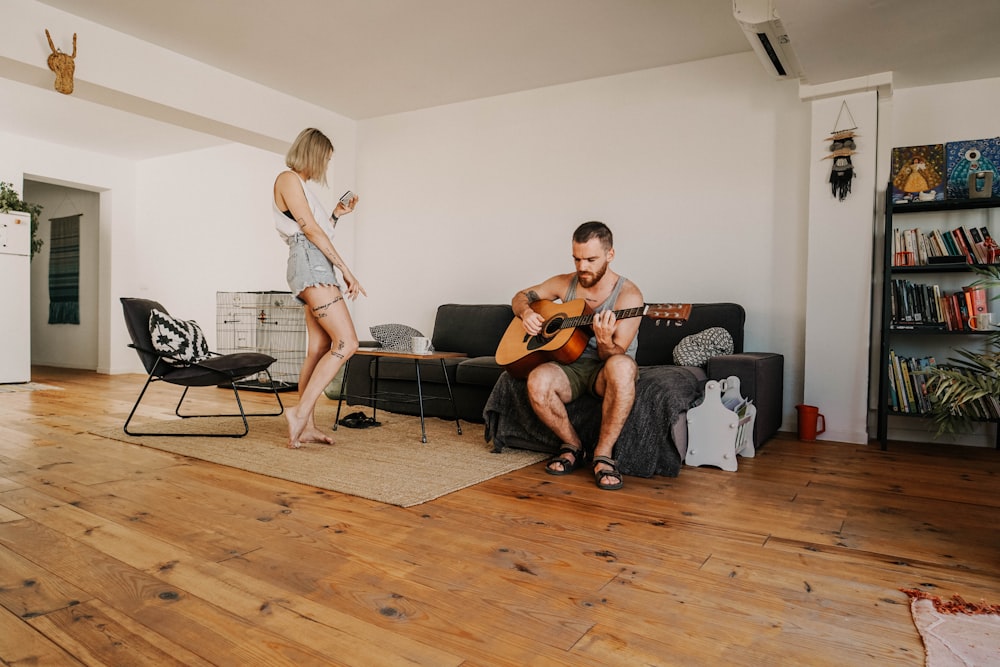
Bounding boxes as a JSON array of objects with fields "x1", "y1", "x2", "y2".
[{"x1": 331, "y1": 212, "x2": 339, "y2": 223}]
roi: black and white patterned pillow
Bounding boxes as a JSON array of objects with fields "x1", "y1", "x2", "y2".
[
  {"x1": 672, "y1": 327, "x2": 734, "y2": 368},
  {"x1": 369, "y1": 323, "x2": 430, "y2": 352},
  {"x1": 149, "y1": 309, "x2": 210, "y2": 365}
]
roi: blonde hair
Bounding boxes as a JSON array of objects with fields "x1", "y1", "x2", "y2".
[{"x1": 285, "y1": 128, "x2": 333, "y2": 184}]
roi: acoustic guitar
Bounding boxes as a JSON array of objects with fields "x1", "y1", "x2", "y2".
[{"x1": 495, "y1": 298, "x2": 692, "y2": 379}]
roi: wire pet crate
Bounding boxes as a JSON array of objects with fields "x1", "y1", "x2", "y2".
[{"x1": 216, "y1": 291, "x2": 305, "y2": 391}]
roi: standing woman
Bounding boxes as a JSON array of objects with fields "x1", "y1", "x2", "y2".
[{"x1": 274, "y1": 128, "x2": 365, "y2": 449}]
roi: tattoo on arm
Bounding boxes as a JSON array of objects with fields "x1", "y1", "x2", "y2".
[
  {"x1": 524, "y1": 290, "x2": 540, "y2": 303},
  {"x1": 296, "y1": 216, "x2": 306, "y2": 229}
]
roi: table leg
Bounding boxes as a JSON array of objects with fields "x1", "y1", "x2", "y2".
[
  {"x1": 333, "y1": 357, "x2": 352, "y2": 431},
  {"x1": 414, "y1": 359, "x2": 427, "y2": 443},
  {"x1": 371, "y1": 356, "x2": 380, "y2": 422},
  {"x1": 441, "y1": 358, "x2": 462, "y2": 436}
]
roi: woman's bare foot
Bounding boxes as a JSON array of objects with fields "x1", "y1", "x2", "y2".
[
  {"x1": 300, "y1": 426, "x2": 333, "y2": 445},
  {"x1": 285, "y1": 406, "x2": 307, "y2": 449}
]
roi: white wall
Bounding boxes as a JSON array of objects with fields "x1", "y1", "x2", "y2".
[
  {"x1": 802, "y1": 91, "x2": 880, "y2": 445},
  {"x1": 26, "y1": 181, "x2": 100, "y2": 370},
  {"x1": 355, "y1": 52, "x2": 810, "y2": 431}
]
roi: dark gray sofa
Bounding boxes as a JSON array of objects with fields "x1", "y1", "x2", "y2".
[{"x1": 340, "y1": 302, "x2": 784, "y2": 474}]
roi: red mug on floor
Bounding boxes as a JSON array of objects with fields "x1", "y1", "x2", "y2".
[{"x1": 796, "y1": 404, "x2": 826, "y2": 441}]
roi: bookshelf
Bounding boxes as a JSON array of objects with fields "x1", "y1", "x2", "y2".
[{"x1": 876, "y1": 189, "x2": 1000, "y2": 449}]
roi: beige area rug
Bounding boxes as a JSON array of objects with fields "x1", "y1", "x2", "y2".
[
  {"x1": 902, "y1": 589, "x2": 1000, "y2": 666},
  {"x1": 94, "y1": 412, "x2": 547, "y2": 507},
  {"x1": 0, "y1": 382, "x2": 64, "y2": 393}
]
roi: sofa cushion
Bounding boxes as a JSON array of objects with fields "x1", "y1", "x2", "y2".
[
  {"x1": 372, "y1": 356, "x2": 460, "y2": 384},
  {"x1": 431, "y1": 304, "x2": 514, "y2": 357},
  {"x1": 370, "y1": 323, "x2": 429, "y2": 352},
  {"x1": 672, "y1": 327, "x2": 734, "y2": 368},
  {"x1": 456, "y1": 356, "x2": 505, "y2": 387}
]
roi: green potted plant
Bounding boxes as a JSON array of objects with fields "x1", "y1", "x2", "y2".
[
  {"x1": 925, "y1": 264, "x2": 1000, "y2": 435},
  {"x1": 0, "y1": 181, "x2": 44, "y2": 259}
]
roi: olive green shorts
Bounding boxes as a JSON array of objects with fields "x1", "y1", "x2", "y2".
[{"x1": 559, "y1": 356, "x2": 605, "y2": 401}]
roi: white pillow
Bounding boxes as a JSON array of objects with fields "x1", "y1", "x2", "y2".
[
  {"x1": 369, "y1": 323, "x2": 430, "y2": 352},
  {"x1": 672, "y1": 327, "x2": 734, "y2": 368},
  {"x1": 149, "y1": 309, "x2": 210, "y2": 366}
]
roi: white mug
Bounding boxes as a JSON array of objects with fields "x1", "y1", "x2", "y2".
[
  {"x1": 969, "y1": 312, "x2": 992, "y2": 332},
  {"x1": 411, "y1": 336, "x2": 431, "y2": 354}
]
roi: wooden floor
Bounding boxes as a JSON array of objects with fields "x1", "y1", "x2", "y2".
[{"x1": 2, "y1": 367, "x2": 999, "y2": 666}]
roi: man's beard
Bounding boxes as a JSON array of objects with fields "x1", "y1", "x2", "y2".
[{"x1": 577, "y1": 263, "x2": 607, "y2": 288}]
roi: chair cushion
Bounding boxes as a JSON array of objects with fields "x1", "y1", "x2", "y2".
[
  {"x1": 672, "y1": 327, "x2": 734, "y2": 368},
  {"x1": 369, "y1": 323, "x2": 429, "y2": 352},
  {"x1": 149, "y1": 309, "x2": 210, "y2": 365}
]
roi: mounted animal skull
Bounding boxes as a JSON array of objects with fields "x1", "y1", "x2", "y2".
[{"x1": 45, "y1": 29, "x2": 77, "y2": 95}]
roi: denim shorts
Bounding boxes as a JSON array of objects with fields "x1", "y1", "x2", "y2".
[{"x1": 286, "y1": 233, "x2": 341, "y2": 304}]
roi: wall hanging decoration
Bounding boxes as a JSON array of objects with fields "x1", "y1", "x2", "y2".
[
  {"x1": 44, "y1": 29, "x2": 77, "y2": 95},
  {"x1": 945, "y1": 137, "x2": 1000, "y2": 200},
  {"x1": 824, "y1": 100, "x2": 858, "y2": 201},
  {"x1": 891, "y1": 144, "x2": 945, "y2": 203},
  {"x1": 48, "y1": 214, "x2": 81, "y2": 324}
]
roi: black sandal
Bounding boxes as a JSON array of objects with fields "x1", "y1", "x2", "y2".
[
  {"x1": 592, "y1": 455, "x2": 623, "y2": 490},
  {"x1": 545, "y1": 444, "x2": 584, "y2": 476},
  {"x1": 338, "y1": 411, "x2": 381, "y2": 429}
]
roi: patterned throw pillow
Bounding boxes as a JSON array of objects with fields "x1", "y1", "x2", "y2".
[
  {"x1": 369, "y1": 323, "x2": 430, "y2": 352},
  {"x1": 672, "y1": 327, "x2": 734, "y2": 368},
  {"x1": 149, "y1": 309, "x2": 210, "y2": 365}
]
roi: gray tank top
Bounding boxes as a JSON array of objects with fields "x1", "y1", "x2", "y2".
[{"x1": 565, "y1": 275, "x2": 638, "y2": 360}]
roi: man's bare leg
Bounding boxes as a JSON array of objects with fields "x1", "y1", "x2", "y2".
[
  {"x1": 591, "y1": 354, "x2": 638, "y2": 487},
  {"x1": 525, "y1": 364, "x2": 584, "y2": 472}
]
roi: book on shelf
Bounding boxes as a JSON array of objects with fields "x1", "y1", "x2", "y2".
[
  {"x1": 891, "y1": 225, "x2": 1000, "y2": 267},
  {"x1": 886, "y1": 352, "x2": 938, "y2": 415}
]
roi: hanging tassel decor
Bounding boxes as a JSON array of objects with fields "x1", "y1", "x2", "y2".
[{"x1": 824, "y1": 100, "x2": 858, "y2": 202}]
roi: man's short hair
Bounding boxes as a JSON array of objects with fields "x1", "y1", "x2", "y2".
[{"x1": 573, "y1": 221, "x2": 613, "y2": 250}]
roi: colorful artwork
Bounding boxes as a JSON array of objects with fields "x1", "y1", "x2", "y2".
[
  {"x1": 890, "y1": 144, "x2": 945, "y2": 203},
  {"x1": 946, "y1": 137, "x2": 1000, "y2": 199}
]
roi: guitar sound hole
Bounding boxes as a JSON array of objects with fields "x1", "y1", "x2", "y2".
[{"x1": 543, "y1": 317, "x2": 564, "y2": 338}]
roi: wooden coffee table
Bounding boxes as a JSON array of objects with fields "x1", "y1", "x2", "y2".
[{"x1": 333, "y1": 348, "x2": 467, "y2": 443}]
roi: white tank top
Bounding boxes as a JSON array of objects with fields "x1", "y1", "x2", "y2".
[{"x1": 274, "y1": 173, "x2": 335, "y2": 244}]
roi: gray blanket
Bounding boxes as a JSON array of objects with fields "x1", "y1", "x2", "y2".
[{"x1": 483, "y1": 365, "x2": 703, "y2": 478}]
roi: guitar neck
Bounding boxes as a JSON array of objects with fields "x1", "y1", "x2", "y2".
[{"x1": 561, "y1": 305, "x2": 649, "y2": 330}]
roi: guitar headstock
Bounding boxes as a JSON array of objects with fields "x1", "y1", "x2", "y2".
[{"x1": 645, "y1": 303, "x2": 692, "y2": 326}]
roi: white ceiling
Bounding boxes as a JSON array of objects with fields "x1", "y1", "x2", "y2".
[{"x1": 10, "y1": 0, "x2": 1000, "y2": 159}]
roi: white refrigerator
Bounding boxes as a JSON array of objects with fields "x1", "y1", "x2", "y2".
[{"x1": 0, "y1": 211, "x2": 31, "y2": 383}]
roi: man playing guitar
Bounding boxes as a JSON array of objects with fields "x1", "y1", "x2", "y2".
[{"x1": 510, "y1": 221, "x2": 644, "y2": 490}]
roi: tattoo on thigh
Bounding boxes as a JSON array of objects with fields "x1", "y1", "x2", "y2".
[{"x1": 312, "y1": 296, "x2": 343, "y2": 316}]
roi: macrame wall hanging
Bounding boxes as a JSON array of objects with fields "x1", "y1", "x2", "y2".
[
  {"x1": 824, "y1": 100, "x2": 858, "y2": 201},
  {"x1": 45, "y1": 29, "x2": 77, "y2": 95}
]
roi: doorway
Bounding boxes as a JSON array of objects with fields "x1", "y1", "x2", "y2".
[{"x1": 25, "y1": 180, "x2": 100, "y2": 370}]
